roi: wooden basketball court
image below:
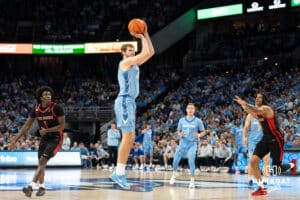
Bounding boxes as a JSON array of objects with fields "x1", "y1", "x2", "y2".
[{"x1": 0, "y1": 168, "x2": 299, "y2": 199}]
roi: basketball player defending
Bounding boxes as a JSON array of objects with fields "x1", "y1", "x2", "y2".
[
  {"x1": 243, "y1": 108, "x2": 270, "y2": 186},
  {"x1": 235, "y1": 94, "x2": 297, "y2": 196},
  {"x1": 8, "y1": 86, "x2": 65, "y2": 197},
  {"x1": 170, "y1": 103, "x2": 206, "y2": 188},
  {"x1": 110, "y1": 24, "x2": 155, "y2": 189}
]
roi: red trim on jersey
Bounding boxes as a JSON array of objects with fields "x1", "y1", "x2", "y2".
[
  {"x1": 51, "y1": 103, "x2": 57, "y2": 118},
  {"x1": 53, "y1": 130, "x2": 63, "y2": 156},
  {"x1": 43, "y1": 121, "x2": 49, "y2": 128},
  {"x1": 37, "y1": 103, "x2": 53, "y2": 113},
  {"x1": 266, "y1": 118, "x2": 284, "y2": 161}
]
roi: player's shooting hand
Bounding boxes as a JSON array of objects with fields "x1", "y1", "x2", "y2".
[
  {"x1": 130, "y1": 32, "x2": 144, "y2": 39},
  {"x1": 143, "y1": 22, "x2": 148, "y2": 34},
  {"x1": 39, "y1": 127, "x2": 47, "y2": 136}
]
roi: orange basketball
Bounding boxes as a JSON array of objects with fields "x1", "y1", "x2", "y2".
[{"x1": 128, "y1": 18, "x2": 146, "y2": 34}]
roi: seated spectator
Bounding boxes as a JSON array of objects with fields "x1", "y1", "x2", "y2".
[
  {"x1": 214, "y1": 142, "x2": 233, "y2": 172},
  {"x1": 96, "y1": 143, "x2": 109, "y2": 168},
  {"x1": 162, "y1": 139, "x2": 177, "y2": 170},
  {"x1": 197, "y1": 138, "x2": 213, "y2": 171},
  {"x1": 89, "y1": 143, "x2": 100, "y2": 168},
  {"x1": 70, "y1": 141, "x2": 80, "y2": 151},
  {"x1": 129, "y1": 143, "x2": 144, "y2": 170},
  {"x1": 79, "y1": 142, "x2": 91, "y2": 169}
]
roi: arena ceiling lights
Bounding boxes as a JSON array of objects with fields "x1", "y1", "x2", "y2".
[{"x1": 0, "y1": 41, "x2": 138, "y2": 54}]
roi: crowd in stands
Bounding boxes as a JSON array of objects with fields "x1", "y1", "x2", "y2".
[
  {"x1": 0, "y1": 0, "x2": 194, "y2": 42},
  {"x1": 1, "y1": 62, "x2": 299, "y2": 171}
]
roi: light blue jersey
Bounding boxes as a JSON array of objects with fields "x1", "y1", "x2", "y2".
[
  {"x1": 231, "y1": 124, "x2": 244, "y2": 146},
  {"x1": 115, "y1": 64, "x2": 140, "y2": 133},
  {"x1": 177, "y1": 117, "x2": 205, "y2": 143},
  {"x1": 107, "y1": 128, "x2": 121, "y2": 147},
  {"x1": 231, "y1": 124, "x2": 247, "y2": 153},
  {"x1": 143, "y1": 129, "x2": 152, "y2": 146},
  {"x1": 248, "y1": 117, "x2": 263, "y2": 156},
  {"x1": 117, "y1": 64, "x2": 140, "y2": 99},
  {"x1": 248, "y1": 117, "x2": 263, "y2": 144},
  {"x1": 143, "y1": 129, "x2": 153, "y2": 154},
  {"x1": 172, "y1": 116, "x2": 204, "y2": 175}
]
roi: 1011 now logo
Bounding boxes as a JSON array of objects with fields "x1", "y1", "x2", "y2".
[{"x1": 262, "y1": 165, "x2": 291, "y2": 192}]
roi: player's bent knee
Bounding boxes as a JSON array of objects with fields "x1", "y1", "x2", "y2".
[{"x1": 39, "y1": 156, "x2": 49, "y2": 166}]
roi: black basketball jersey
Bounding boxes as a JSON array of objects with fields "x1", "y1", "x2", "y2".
[{"x1": 30, "y1": 102, "x2": 64, "y2": 139}]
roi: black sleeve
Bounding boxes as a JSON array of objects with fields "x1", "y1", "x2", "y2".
[
  {"x1": 54, "y1": 104, "x2": 65, "y2": 117},
  {"x1": 29, "y1": 108, "x2": 36, "y2": 118}
]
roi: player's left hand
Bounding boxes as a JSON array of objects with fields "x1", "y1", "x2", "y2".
[
  {"x1": 234, "y1": 96, "x2": 247, "y2": 107},
  {"x1": 39, "y1": 127, "x2": 47, "y2": 136},
  {"x1": 194, "y1": 133, "x2": 199, "y2": 138}
]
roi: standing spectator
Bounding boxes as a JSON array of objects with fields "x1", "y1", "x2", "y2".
[
  {"x1": 107, "y1": 122, "x2": 121, "y2": 171},
  {"x1": 61, "y1": 132, "x2": 71, "y2": 151}
]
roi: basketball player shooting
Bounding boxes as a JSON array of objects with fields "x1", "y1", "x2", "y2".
[
  {"x1": 110, "y1": 19, "x2": 155, "y2": 190},
  {"x1": 234, "y1": 94, "x2": 297, "y2": 196}
]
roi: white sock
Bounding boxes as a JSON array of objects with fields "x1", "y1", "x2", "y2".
[
  {"x1": 116, "y1": 163, "x2": 126, "y2": 176},
  {"x1": 190, "y1": 177, "x2": 195, "y2": 182},
  {"x1": 150, "y1": 163, "x2": 152, "y2": 167},
  {"x1": 165, "y1": 164, "x2": 168, "y2": 168},
  {"x1": 290, "y1": 163, "x2": 295, "y2": 169},
  {"x1": 258, "y1": 180, "x2": 265, "y2": 188},
  {"x1": 30, "y1": 182, "x2": 36, "y2": 187},
  {"x1": 40, "y1": 183, "x2": 45, "y2": 188}
]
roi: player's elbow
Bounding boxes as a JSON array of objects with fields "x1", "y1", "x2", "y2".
[{"x1": 150, "y1": 49, "x2": 155, "y2": 57}]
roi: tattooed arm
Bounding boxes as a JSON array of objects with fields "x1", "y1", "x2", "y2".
[{"x1": 234, "y1": 96, "x2": 273, "y2": 118}]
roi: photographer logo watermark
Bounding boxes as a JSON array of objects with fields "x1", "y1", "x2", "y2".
[{"x1": 263, "y1": 165, "x2": 291, "y2": 193}]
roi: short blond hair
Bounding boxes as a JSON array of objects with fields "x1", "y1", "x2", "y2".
[{"x1": 120, "y1": 43, "x2": 134, "y2": 52}]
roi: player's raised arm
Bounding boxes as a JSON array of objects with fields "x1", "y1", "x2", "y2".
[{"x1": 234, "y1": 96, "x2": 273, "y2": 118}]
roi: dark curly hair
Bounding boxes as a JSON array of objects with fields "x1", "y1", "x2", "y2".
[{"x1": 36, "y1": 86, "x2": 54, "y2": 103}]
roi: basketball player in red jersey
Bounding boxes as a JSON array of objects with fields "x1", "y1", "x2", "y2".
[
  {"x1": 234, "y1": 93, "x2": 297, "y2": 196},
  {"x1": 8, "y1": 86, "x2": 65, "y2": 197}
]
